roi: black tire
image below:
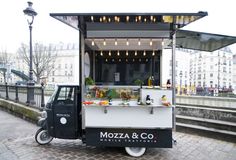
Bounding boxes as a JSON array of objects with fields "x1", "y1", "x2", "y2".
[{"x1": 35, "y1": 128, "x2": 53, "y2": 145}]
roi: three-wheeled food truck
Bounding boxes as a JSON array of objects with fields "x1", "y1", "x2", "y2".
[{"x1": 35, "y1": 12, "x2": 236, "y2": 157}]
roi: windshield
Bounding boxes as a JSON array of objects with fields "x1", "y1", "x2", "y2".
[{"x1": 47, "y1": 85, "x2": 58, "y2": 104}]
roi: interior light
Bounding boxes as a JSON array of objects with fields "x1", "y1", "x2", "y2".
[
  {"x1": 150, "y1": 39, "x2": 153, "y2": 46},
  {"x1": 115, "y1": 39, "x2": 118, "y2": 46},
  {"x1": 139, "y1": 58, "x2": 141, "y2": 62},
  {"x1": 150, "y1": 16, "x2": 153, "y2": 21},
  {"x1": 126, "y1": 51, "x2": 129, "y2": 56},
  {"x1": 108, "y1": 17, "x2": 111, "y2": 22},
  {"x1": 91, "y1": 40, "x2": 95, "y2": 46},
  {"x1": 126, "y1": 59, "x2": 128, "y2": 62},
  {"x1": 138, "y1": 16, "x2": 141, "y2": 21},
  {"x1": 99, "y1": 17, "x2": 102, "y2": 22},
  {"x1": 112, "y1": 59, "x2": 114, "y2": 62},
  {"x1": 100, "y1": 51, "x2": 103, "y2": 56},
  {"x1": 138, "y1": 39, "x2": 141, "y2": 46},
  {"x1": 105, "y1": 58, "x2": 108, "y2": 62},
  {"x1": 126, "y1": 16, "x2": 129, "y2": 22},
  {"x1": 103, "y1": 39, "x2": 106, "y2": 46},
  {"x1": 152, "y1": 51, "x2": 155, "y2": 56},
  {"x1": 117, "y1": 17, "x2": 120, "y2": 22},
  {"x1": 143, "y1": 51, "x2": 146, "y2": 56},
  {"x1": 135, "y1": 51, "x2": 137, "y2": 56},
  {"x1": 153, "y1": 17, "x2": 156, "y2": 22},
  {"x1": 117, "y1": 51, "x2": 120, "y2": 56},
  {"x1": 144, "y1": 18, "x2": 147, "y2": 22},
  {"x1": 114, "y1": 16, "x2": 117, "y2": 22},
  {"x1": 103, "y1": 16, "x2": 106, "y2": 21},
  {"x1": 162, "y1": 40, "x2": 164, "y2": 46},
  {"x1": 146, "y1": 59, "x2": 148, "y2": 62},
  {"x1": 133, "y1": 59, "x2": 135, "y2": 62},
  {"x1": 135, "y1": 17, "x2": 138, "y2": 22},
  {"x1": 109, "y1": 51, "x2": 111, "y2": 56},
  {"x1": 119, "y1": 59, "x2": 121, "y2": 62},
  {"x1": 91, "y1": 16, "x2": 94, "y2": 22},
  {"x1": 126, "y1": 39, "x2": 129, "y2": 46}
]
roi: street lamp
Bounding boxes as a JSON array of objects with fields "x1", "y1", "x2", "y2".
[{"x1": 23, "y1": 1, "x2": 37, "y2": 105}]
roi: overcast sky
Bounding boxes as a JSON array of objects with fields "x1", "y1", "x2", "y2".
[{"x1": 0, "y1": 0, "x2": 235, "y2": 53}]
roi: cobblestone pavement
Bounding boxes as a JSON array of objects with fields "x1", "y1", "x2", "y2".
[{"x1": 0, "y1": 109, "x2": 236, "y2": 160}]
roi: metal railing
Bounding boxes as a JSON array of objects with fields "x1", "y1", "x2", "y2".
[{"x1": 0, "y1": 83, "x2": 46, "y2": 109}]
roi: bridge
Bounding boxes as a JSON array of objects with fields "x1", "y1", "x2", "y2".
[{"x1": 0, "y1": 67, "x2": 30, "y2": 81}]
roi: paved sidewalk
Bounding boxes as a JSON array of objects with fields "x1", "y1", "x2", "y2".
[{"x1": 0, "y1": 109, "x2": 235, "y2": 160}]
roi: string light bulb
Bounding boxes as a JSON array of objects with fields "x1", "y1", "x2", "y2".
[
  {"x1": 126, "y1": 16, "x2": 129, "y2": 22},
  {"x1": 152, "y1": 51, "x2": 155, "y2": 56},
  {"x1": 103, "y1": 39, "x2": 106, "y2": 46},
  {"x1": 138, "y1": 39, "x2": 141, "y2": 46},
  {"x1": 91, "y1": 40, "x2": 95, "y2": 46},
  {"x1": 162, "y1": 40, "x2": 164, "y2": 46},
  {"x1": 100, "y1": 51, "x2": 103, "y2": 56},
  {"x1": 117, "y1": 51, "x2": 120, "y2": 56},
  {"x1": 126, "y1": 39, "x2": 129, "y2": 46},
  {"x1": 115, "y1": 39, "x2": 118, "y2": 46},
  {"x1": 143, "y1": 51, "x2": 146, "y2": 56},
  {"x1": 126, "y1": 51, "x2": 129, "y2": 56},
  {"x1": 91, "y1": 16, "x2": 94, "y2": 22},
  {"x1": 109, "y1": 51, "x2": 111, "y2": 56},
  {"x1": 150, "y1": 39, "x2": 153, "y2": 46},
  {"x1": 135, "y1": 51, "x2": 137, "y2": 56}
]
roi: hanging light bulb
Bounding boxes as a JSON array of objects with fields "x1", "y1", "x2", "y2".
[
  {"x1": 105, "y1": 58, "x2": 108, "y2": 62},
  {"x1": 162, "y1": 40, "x2": 164, "y2": 46},
  {"x1": 126, "y1": 39, "x2": 129, "y2": 46},
  {"x1": 135, "y1": 51, "x2": 137, "y2": 56},
  {"x1": 91, "y1": 16, "x2": 94, "y2": 22},
  {"x1": 146, "y1": 59, "x2": 148, "y2": 62},
  {"x1": 108, "y1": 17, "x2": 111, "y2": 22},
  {"x1": 138, "y1": 39, "x2": 141, "y2": 46},
  {"x1": 152, "y1": 51, "x2": 155, "y2": 56},
  {"x1": 100, "y1": 51, "x2": 103, "y2": 56},
  {"x1": 119, "y1": 59, "x2": 121, "y2": 62},
  {"x1": 109, "y1": 51, "x2": 111, "y2": 56},
  {"x1": 103, "y1": 39, "x2": 106, "y2": 46},
  {"x1": 150, "y1": 39, "x2": 153, "y2": 46},
  {"x1": 139, "y1": 58, "x2": 141, "y2": 62},
  {"x1": 143, "y1": 51, "x2": 146, "y2": 56},
  {"x1": 153, "y1": 17, "x2": 156, "y2": 22},
  {"x1": 133, "y1": 59, "x2": 135, "y2": 62},
  {"x1": 99, "y1": 17, "x2": 102, "y2": 22},
  {"x1": 135, "y1": 17, "x2": 138, "y2": 22},
  {"x1": 91, "y1": 40, "x2": 95, "y2": 46},
  {"x1": 126, "y1": 51, "x2": 129, "y2": 56},
  {"x1": 138, "y1": 16, "x2": 141, "y2": 22},
  {"x1": 115, "y1": 39, "x2": 118, "y2": 46},
  {"x1": 126, "y1": 59, "x2": 128, "y2": 62},
  {"x1": 117, "y1": 51, "x2": 120, "y2": 56},
  {"x1": 103, "y1": 16, "x2": 106, "y2": 21},
  {"x1": 144, "y1": 18, "x2": 147, "y2": 22},
  {"x1": 150, "y1": 15, "x2": 153, "y2": 21},
  {"x1": 112, "y1": 59, "x2": 114, "y2": 62},
  {"x1": 126, "y1": 16, "x2": 129, "y2": 22}
]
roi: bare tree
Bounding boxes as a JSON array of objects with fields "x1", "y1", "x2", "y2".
[
  {"x1": 0, "y1": 49, "x2": 11, "y2": 83},
  {"x1": 18, "y1": 43, "x2": 57, "y2": 84}
]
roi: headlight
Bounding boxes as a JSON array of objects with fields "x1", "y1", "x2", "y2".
[{"x1": 41, "y1": 111, "x2": 47, "y2": 118}]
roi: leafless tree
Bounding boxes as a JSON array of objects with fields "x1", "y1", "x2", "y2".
[
  {"x1": 18, "y1": 43, "x2": 57, "y2": 84},
  {"x1": 0, "y1": 49, "x2": 11, "y2": 83}
]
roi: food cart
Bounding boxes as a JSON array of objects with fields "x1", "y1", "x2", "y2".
[{"x1": 35, "y1": 12, "x2": 236, "y2": 157}]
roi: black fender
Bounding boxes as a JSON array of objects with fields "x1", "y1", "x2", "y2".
[{"x1": 37, "y1": 117, "x2": 47, "y2": 128}]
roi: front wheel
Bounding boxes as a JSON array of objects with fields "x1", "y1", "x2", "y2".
[
  {"x1": 125, "y1": 147, "x2": 146, "y2": 157},
  {"x1": 35, "y1": 128, "x2": 53, "y2": 145}
]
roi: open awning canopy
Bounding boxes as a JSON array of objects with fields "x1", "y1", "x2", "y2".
[
  {"x1": 50, "y1": 12, "x2": 236, "y2": 52},
  {"x1": 176, "y1": 30, "x2": 236, "y2": 52}
]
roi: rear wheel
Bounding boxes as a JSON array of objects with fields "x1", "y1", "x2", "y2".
[
  {"x1": 125, "y1": 147, "x2": 146, "y2": 157},
  {"x1": 35, "y1": 128, "x2": 53, "y2": 145}
]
